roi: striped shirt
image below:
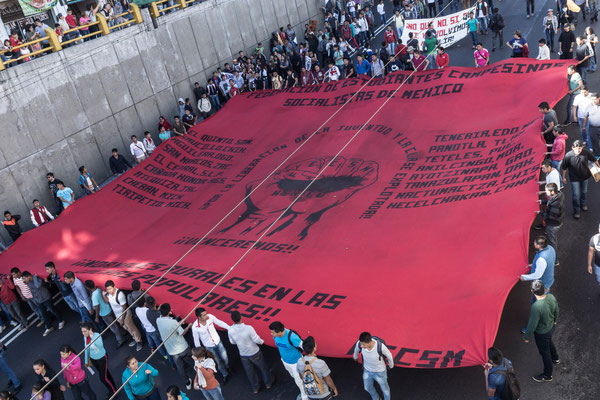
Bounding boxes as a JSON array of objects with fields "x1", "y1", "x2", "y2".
[{"x1": 13, "y1": 276, "x2": 32, "y2": 299}]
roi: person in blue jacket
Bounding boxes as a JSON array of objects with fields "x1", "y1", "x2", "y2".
[
  {"x1": 122, "y1": 355, "x2": 160, "y2": 400},
  {"x1": 355, "y1": 54, "x2": 372, "y2": 76},
  {"x1": 82, "y1": 322, "x2": 116, "y2": 395}
]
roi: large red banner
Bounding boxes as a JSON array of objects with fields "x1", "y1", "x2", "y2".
[{"x1": 1, "y1": 60, "x2": 570, "y2": 367}]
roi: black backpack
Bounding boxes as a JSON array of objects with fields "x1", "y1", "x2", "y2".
[
  {"x1": 494, "y1": 360, "x2": 520, "y2": 400},
  {"x1": 288, "y1": 329, "x2": 304, "y2": 353},
  {"x1": 356, "y1": 336, "x2": 387, "y2": 362},
  {"x1": 115, "y1": 289, "x2": 132, "y2": 306}
]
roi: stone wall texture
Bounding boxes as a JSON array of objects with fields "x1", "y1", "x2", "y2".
[{"x1": 0, "y1": 0, "x2": 322, "y2": 244}]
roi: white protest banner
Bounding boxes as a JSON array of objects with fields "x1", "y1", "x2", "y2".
[{"x1": 401, "y1": 6, "x2": 477, "y2": 50}]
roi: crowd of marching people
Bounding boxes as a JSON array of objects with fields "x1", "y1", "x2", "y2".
[{"x1": 0, "y1": 266, "x2": 396, "y2": 400}]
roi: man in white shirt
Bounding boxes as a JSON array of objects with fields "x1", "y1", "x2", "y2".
[
  {"x1": 392, "y1": 9, "x2": 405, "y2": 39},
  {"x1": 573, "y1": 85, "x2": 592, "y2": 147},
  {"x1": 129, "y1": 135, "x2": 148, "y2": 164},
  {"x1": 187, "y1": 307, "x2": 230, "y2": 381},
  {"x1": 371, "y1": 54, "x2": 385, "y2": 77},
  {"x1": 325, "y1": 62, "x2": 341, "y2": 81},
  {"x1": 537, "y1": 38, "x2": 551, "y2": 60},
  {"x1": 228, "y1": 311, "x2": 273, "y2": 394},
  {"x1": 377, "y1": 0, "x2": 386, "y2": 25},
  {"x1": 352, "y1": 332, "x2": 394, "y2": 400},
  {"x1": 135, "y1": 296, "x2": 173, "y2": 366},
  {"x1": 157, "y1": 303, "x2": 195, "y2": 390},
  {"x1": 103, "y1": 280, "x2": 143, "y2": 351},
  {"x1": 541, "y1": 159, "x2": 562, "y2": 190}
]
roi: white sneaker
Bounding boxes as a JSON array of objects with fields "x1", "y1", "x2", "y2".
[
  {"x1": 43, "y1": 327, "x2": 54, "y2": 337},
  {"x1": 0, "y1": 326, "x2": 5, "y2": 333},
  {"x1": 58, "y1": 321, "x2": 65, "y2": 330},
  {"x1": 9, "y1": 321, "x2": 17, "y2": 327},
  {"x1": 186, "y1": 379, "x2": 193, "y2": 390}
]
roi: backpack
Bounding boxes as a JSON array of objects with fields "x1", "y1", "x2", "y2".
[
  {"x1": 287, "y1": 329, "x2": 304, "y2": 353},
  {"x1": 301, "y1": 357, "x2": 324, "y2": 396},
  {"x1": 494, "y1": 360, "x2": 520, "y2": 400},
  {"x1": 356, "y1": 336, "x2": 387, "y2": 362},
  {"x1": 115, "y1": 289, "x2": 132, "y2": 306}
]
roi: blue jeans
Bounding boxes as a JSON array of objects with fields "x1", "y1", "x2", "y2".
[
  {"x1": 362, "y1": 369, "x2": 391, "y2": 400},
  {"x1": 379, "y1": 14, "x2": 386, "y2": 25},
  {"x1": 201, "y1": 386, "x2": 224, "y2": 400},
  {"x1": 146, "y1": 330, "x2": 175, "y2": 367},
  {"x1": 427, "y1": 53, "x2": 436, "y2": 69},
  {"x1": 450, "y1": 0, "x2": 459, "y2": 13},
  {"x1": 387, "y1": 42, "x2": 396, "y2": 55},
  {"x1": 578, "y1": 117, "x2": 592, "y2": 148},
  {"x1": 37, "y1": 298, "x2": 63, "y2": 329},
  {"x1": 534, "y1": 327, "x2": 558, "y2": 378},
  {"x1": 26, "y1": 298, "x2": 43, "y2": 320},
  {"x1": 478, "y1": 17, "x2": 488, "y2": 31},
  {"x1": 593, "y1": 264, "x2": 600, "y2": 285},
  {"x1": 396, "y1": 26, "x2": 404, "y2": 40},
  {"x1": 0, "y1": 302, "x2": 13, "y2": 325},
  {"x1": 359, "y1": 31, "x2": 368, "y2": 45},
  {"x1": 63, "y1": 293, "x2": 79, "y2": 312},
  {"x1": 77, "y1": 305, "x2": 95, "y2": 326},
  {"x1": 570, "y1": 179, "x2": 588, "y2": 213},
  {"x1": 470, "y1": 31, "x2": 478, "y2": 47},
  {"x1": 210, "y1": 94, "x2": 221, "y2": 110},
  {"x1": 0, "y1": 349, "x2": 20, "y2": 388},
  {"x1": 206, "y1": 342, "x2": 229, "y2": 378},
  {"x1": 579, "y1": 66, "x2": 588, "y2": 84},
  {"x1": 545, "y1": 29, "x2": 555, "y2": 51},
  {"x1": 240, "y1": 350, "x2": 273, "y2": 391}
]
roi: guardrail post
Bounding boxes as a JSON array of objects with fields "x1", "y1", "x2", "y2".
[
  {"x1": 97, "y1": 14, "x2": 111, "y2": 35},
  {"x1": 149, "y1": 2, "x2": 160, "y2": 19},
  {"x1": 130, "y1": 3, "x2": 144, "y2": 24},
  {"x1": 0, "y1": 60, "x2": 5, "y2": 71},
  {"x1": 177, "y1": 0, "x2": 187, "y2": 9},
  {"x1": 44, "y1": 27, "x2": 63, "y2": 52}
]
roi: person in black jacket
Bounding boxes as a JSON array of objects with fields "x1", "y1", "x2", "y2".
[
  {"x1": 543, "y1": 183, "x2": 565, "y2": 265},
  {"x1": 33, "y1": 359, "x2": 64, "y2": 400},
  {"x1": 2, "y1": 212, "x2": 21, "y2": 242},
  {"x1": 561, "y1": 140, "x2": 599, "y2": 218},
  {"x1": 489, "y1": 8, "x2": 505, "y2": 52},
  {"x1": 109, "y1": 148, "x2": 132, "y2": 176}
]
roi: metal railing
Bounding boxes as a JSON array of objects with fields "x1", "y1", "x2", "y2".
[
  {"x1": 0, "y1": 0, "x2": 208, "y2": 72},
  {"x1": 0, "y1": 4, "x2": 143, "y2": 71},
  {"x1": 148, "y1": 0, "x2": 197, "y2": 19}
]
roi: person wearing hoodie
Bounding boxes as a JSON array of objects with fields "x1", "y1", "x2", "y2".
[
  {"x1": 177, "y1": 98, "x2": 185, "y2": 119},
  {"x1": 2, "y1": 212, "x2": 22, "y2": 242},
  {"x1": 550, "y1": 126, "x2": 568, "y2": 172}
]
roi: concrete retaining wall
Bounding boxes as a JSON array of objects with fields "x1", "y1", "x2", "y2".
[{"x1": 0, "y1": 0, "x2": 322, "y2": 245}]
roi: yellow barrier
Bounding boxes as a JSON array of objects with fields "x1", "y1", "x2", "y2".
[
  {"x1": 149, "y1": 0, "x2": 188, "y2": 19},
  {"x1": 0, "y1": 4, "x2": 145, "y2": 71}
]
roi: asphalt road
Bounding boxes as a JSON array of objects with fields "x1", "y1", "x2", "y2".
[{"x1": 2, "y1": 1, "x2": 600, "y2": 399}]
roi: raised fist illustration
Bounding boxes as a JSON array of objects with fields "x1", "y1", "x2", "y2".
[{"x1": 220, "y1": 157, "x2": 379, "y2": 240}]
